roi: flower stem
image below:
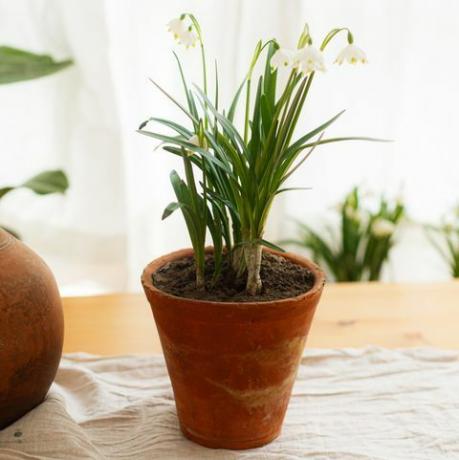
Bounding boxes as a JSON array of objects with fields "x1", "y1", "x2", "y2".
[
  {"x1": 244, "y1": 78, "x2": 251, "y2": 143},
  {"x1": 200, "y1": 43, "x2": 208, "y2": 130}
]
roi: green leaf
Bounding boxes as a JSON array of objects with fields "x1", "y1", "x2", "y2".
[
  {"x1": 0, "y1": 225, "x2": 20, "y2": 239},
  {"x1": 275, "y1": 186, "x2": 311, "y2": 195},
  {"x1": 138, "y1": 129, "x2": 233, "y2": 175},
  {"x1": 227, "y1": 78, "x2": 246, "y2": 122},
  {"x1": 138, "y1": 117, "x2": 192, "y2": 137},
  {"x1": 21, "y1": 170, "x2": 69, "y2": 195},
  {"x1": 0, "y1": 187, "x2": 14, "y2": 200},
  {"x1": 257, "y1": 238, "x2": 286, "y2": 253},
  {"x1": 287, "y1": 110, "x2": 345, "y2": 154},
  {"x1": 149, "y1": 78, "x2": 199, "y2": 125},
  {"x1": 0, "y1": 46, "x2": 72, "y2": 84},
  {"x1": 162, "y1": 201, "x2": 183, "y2": 220}
]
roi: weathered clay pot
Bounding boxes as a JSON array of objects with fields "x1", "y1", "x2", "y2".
[
  {"x1": 142, "y1": 248, "x2": 325, "y2": 450},
  {"x1": 0, "y1": 228, "x2": 64, "y2": 429}
]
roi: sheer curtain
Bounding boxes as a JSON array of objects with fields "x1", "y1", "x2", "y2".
[{"x1": 0, "y1": 0, "x2": 457, "y2": 294}]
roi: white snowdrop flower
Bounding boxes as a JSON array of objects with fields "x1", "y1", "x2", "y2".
[
  {"x1": 335, "y1": 44, "x2": 368, "y2": 65},
  {"x1": 271, "y1": 48, "x2": 295, "y2": 69},
  {"x1": 442, "y1": 215, "x2": 456, "y2": 234},
  {"x1": 443, "y1": 223, "x2": 454, "y2": 235},
  {"x1": 167, "y1": 18, "x2": 187, "y2": 41},
  {"x1": 344, "y1": 206, "x2": 362, "y2": 223},
  {"x1": 295, "y1": 45, "x2": 326, "y2": 74},
  {"x1": 372, "y1": 218, "x2": 395, "y2": 238},
  {"x1": 179, "y1": 28, "x2": 198, "y2": 48}
]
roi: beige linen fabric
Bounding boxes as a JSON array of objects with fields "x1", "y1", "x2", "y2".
[{"x1": 1, "y1": 348, "x2": 459, "y2": 459}]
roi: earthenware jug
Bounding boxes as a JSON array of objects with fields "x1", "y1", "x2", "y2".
[{"x1": 0, "y1": 228, "x2": 64, "y2": 429}]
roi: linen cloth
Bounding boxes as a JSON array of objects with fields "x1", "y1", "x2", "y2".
[{"x1": 1, "y1": 347, "x2": 458, "y2": 459}]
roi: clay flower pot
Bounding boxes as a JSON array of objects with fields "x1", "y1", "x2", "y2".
[
  {"x1": 0, "y1": 229, "x2": 64, "y2": 429},
  {"x1": 142, "y1": 248, "x2": 325, "y2": 450}
]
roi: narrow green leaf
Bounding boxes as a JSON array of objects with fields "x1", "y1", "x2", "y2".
[
  {"x1": 0, "y1": 225, "x2": 20, "y2": 239},
  {"x1": 257, "y1": 239, "x2": 286, "y2": 253},
  {"x1": 162, "y1": 201, "x2": 183, "y2": 220},
  {"x1": 0, "y1": 187, "x2": 14, "y2": 200}
]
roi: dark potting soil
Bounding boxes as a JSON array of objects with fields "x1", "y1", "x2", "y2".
[{"x1": 152, "y1": 252, "x2": 315, "y2": 302}]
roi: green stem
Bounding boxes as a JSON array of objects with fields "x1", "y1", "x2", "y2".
[
  {"x1": 183, "y1": 156, "x2": 205, "y2": 289},
  {"x1": 200, "y1": 43, "x2": 208, "y2": 130},
  {"x1": 244, "y1": 78, "x2": 251, "y2": 143},
  {"x1": 320, "y1": 27, "x2": 352, "y2": 51}
]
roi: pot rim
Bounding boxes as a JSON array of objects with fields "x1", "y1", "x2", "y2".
[{"x1": 141, "y1": 247, "x2": 326, "y2": 308}]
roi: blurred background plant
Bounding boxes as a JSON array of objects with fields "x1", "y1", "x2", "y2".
[
  {"x1": 426, "y1": 207, "x2": 459, "y2": 278},
  {"x1": 0, "y1": 46, "x2": 71, "y2": 238},
  {"x1": 283, "y1": 186, "x2": 405, "y2": 282}
]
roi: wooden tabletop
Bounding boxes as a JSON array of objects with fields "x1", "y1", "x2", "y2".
[{"x1": 62, "y1": 281, "x2": 459, "y2": 355}]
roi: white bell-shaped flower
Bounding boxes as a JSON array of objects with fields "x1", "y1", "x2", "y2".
[
  {"x1": 179, "y1": 29, "x2": 198, "y2": 48},
  {"x1": 344, "y1": 206, "x2": 362, "y2": 223},
  {"x1": 371, "y1": 218, "x2": 395, "y2": 238},
  {"x1": 271, "y1": 48, "x2": 295, "y2": 69},
  {"x1": 295, "y1": 45, "x2": 326, "y2": 74},
  {"x1": 335, "y1": 44, "x2": 368, "y2": 65},
  {"x1": 167, "y1": 18, "x2": 187, "y2": 41}
]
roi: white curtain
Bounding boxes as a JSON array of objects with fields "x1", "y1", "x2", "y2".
[{"x1": 0, "y1": 0, "x2": 457, "y2": 294}]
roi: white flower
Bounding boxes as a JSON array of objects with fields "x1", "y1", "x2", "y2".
[
  {"x1": 179, "y1": 28, "x2": 198, "y2": 48},
  {"x1": 442, "y1": 215, "x2": 456, "y2": 234},
  {"x1": 344, "y1": 206, "x2": 362, "y2": 223},
  {"x1": 271, "y1": 48, "x2": 295, "y2": 69},
  {"x1": 372, "y1": 218, "x2": 395, "y2": 238},
  {"x1": 167, "y1": 18, "x2": 187, "y2": 41},
  {"x1": 443, "y1": 223, "x2": 454, "y2": 235},
  {"x1": 335, "y1": 44, "x2": 368, "y2": 65},
  {"x1": 295, "y1": 45, "x2": 326, "y2": 74}
]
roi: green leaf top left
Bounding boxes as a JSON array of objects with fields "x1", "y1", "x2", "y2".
[{"x1": 0, "y1": 46, "x2": 73, "y2": 85}]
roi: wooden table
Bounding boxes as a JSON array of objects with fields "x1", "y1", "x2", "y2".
[{"x1": 62, "y1": 281, "x2": 459, "y2": 355}]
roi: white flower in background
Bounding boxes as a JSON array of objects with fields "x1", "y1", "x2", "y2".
[
  {"x1": 271, "y1": 48, "x2": 295, "y2": 69},
  {"x1": 295, "y1": 45, "x2": 326, "y2": 74},
  {"x1": 371, "y1": 218, "x2": 395, "y2": 238},
  {"x1": 179, "y1": 28, "x2": 198, "y2": 48},
  {"x1": 443, "y1": 223, "x2": 454, "y2": 235},
  {"x1": 167, "y1": 17, "x2": 187, "y2": 41},
  {"x1": 344, "y1": 206, "x2": 362, "y2": 223},
  {"x1": 442, "y1": 215, "x2": 456, "y2": 234},
  {"x1": 335, "y1": 44, "x2": 368, "y2": 65}
]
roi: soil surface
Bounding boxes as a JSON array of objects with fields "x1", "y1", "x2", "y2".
[{"x1": 152, "y1": 252, "x2": 315, "y2": 302}]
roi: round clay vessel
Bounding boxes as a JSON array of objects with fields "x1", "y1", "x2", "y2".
[
  {"x1": 0, "y1": 228, "x2": 64, "y2": 429},
  {"x1": 142, "y1": 247, "x2": 325, "y2": 450}
]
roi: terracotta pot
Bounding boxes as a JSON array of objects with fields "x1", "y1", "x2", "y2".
[
  {"x1": 0, "y1": 229, "x2": 64, "y2": 429},
  {"x1": 142, "y1": 247, "x2": 325, "y2": 450}
]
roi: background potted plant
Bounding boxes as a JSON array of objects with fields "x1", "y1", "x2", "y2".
[
  {"x1": 426, "y1": 206, "x2": 459, "y2": 278},
  {"x1": 0, "y1": 46, "x2": 71, "y2": 429},
  {"x1": 283, "y1": 186, "x2": 405, "y2": 282},
  {"x1": 140, "y1": 14, "x2": 381, "y2": 449}
]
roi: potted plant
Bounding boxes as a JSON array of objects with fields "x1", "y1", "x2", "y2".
[
  {"x1": 426, "y1": 206, "x2": 459, "y2": 278},
  {"x1": 140, "y1": 14, "x2": 380, "y2": 449},
  {"x1": 284, "y1": 187, "x2": 405, "y2": 282}
]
